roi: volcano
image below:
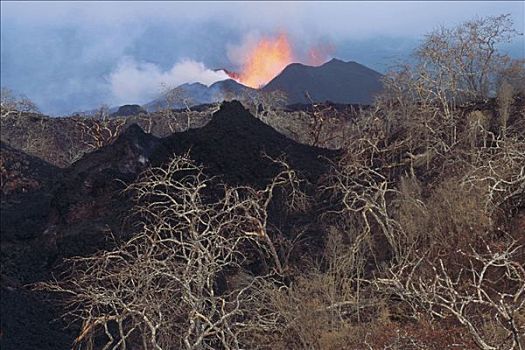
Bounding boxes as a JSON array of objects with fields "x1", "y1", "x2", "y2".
[
  {"x1": 262, "y1": 58, "x2": 383, "y2": 105},
  {"x1": 140, "y1": 59, "x2": 383, "y2": 112},
  {"x1": 143, "y1": 79, "x2": 254, "y2": 112}
]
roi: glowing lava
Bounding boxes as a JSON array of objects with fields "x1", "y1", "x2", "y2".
[{"x1": 238, "y1": 34, "x2": 293, "y2": 88}]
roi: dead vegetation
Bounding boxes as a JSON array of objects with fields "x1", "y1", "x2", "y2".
[
  {"x1": 36, "y1": 154, "x2": 308, "y2": 350},
  {"x1": 8, "y1": 13, "x2": 525, "y2": 350}
]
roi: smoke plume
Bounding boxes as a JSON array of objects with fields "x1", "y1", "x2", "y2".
[{"x1": 108, "y1": 58, "x2": 229, "y2": 105}]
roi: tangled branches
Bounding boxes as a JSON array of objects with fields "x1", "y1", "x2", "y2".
[
  {"x1": 1, "y1": 87, "x2": 40, "y2": 120},
  {"x1": 321, "y1": 136, "x2": 410, "y2": 266},
  {"x1": 378, "y1": 241, "x2": 525, "y2": 350},
  {"x1": 462, "y1": 138, "x2": 525, "y2": 220},
  {"x1": 74, "y1": 114, "x2": 126, "y2": 151},
  {"x1": 36, "y1": 153, "x2": 306, "y2": 350}
]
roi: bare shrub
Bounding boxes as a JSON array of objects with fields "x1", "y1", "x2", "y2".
[
  {"x1": 241, "y1": 228, "x2": 384, "y2": 350},
  {"x1": 498, "y1": 59, "x2": 525, "y2": 96},
  {"x1": 428, "y1": 177, "x2": 492, "y2": 252},
  {"x1": 462, "y1": 139, "x2": 525, "y2": 223},
  {"x1": 320, "y1": 136, "x2": 411, "y2": 265},
  {"x1": 378, "y1": 240, "x2": 525, "y2": 350},
  {"x1": 466, "y1": 110, "x2": 493, "y2": 148},
  {"x1": 36, "y1": 153, "x2": 307, "y2": 349},
  {"x1": 415, "y1": 14, "x2": 521, "y2": 101},
  {"x1": 239, "y1": 90, "x2": 287, "y2": 122},
  {"x1": 74, "y1": 111, "x2": 126, "y2": 151},
  {"x1": 391, "y1": 175, "x2": 429, "y2": 248},
  {"x1": 1, "y1": 87, "x2": 40, "y2": 120}
]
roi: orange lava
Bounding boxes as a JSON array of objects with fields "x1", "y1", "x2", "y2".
[{"x1": 238, "y1": 34, "x2": 293, "y2": 88}]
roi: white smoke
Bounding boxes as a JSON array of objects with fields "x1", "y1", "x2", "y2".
[{"x1": 108, "y1": 57, "x2": 229, "y2": 105}]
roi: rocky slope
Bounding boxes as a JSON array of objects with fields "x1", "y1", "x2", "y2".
[
  {"x1": 263, "y1": 58, "x2": 383, "y2": 104},
  {"x1": 0, "y1": 101, "x2": 338, "y2": 350}
]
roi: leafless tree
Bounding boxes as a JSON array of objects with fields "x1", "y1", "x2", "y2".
[
  {"x1": 74, "y1": 107, "x2": 126, "y2": 151},
  {"x1": 240, "y1": 90, "x2": 287, "y2": 122},
  {"x1": 157, "y1": 84, "x2": 197, "y2": 132},
  {"x1": 36, "y1": 153, "x2": 307, "y2": 350},
  {"x1": 415, "y1": 13, "x2": 521, "y2": 101},
  {"x1": 377, "y1": 240, "x2": 525, "y2": 350},
  {"x1": 376, "y1": 14, "x2": 522, "y2": 158},
  {"x1": 324, "y1": 148, "x2": 407, "y2": 254},
  {"x1": 498, "y1": 58, "x2": 525, "y2": 96},
  {"x1": 462, "y1": 139, "x2": 525, "y2": 220},
  {"x1": 1, "y1": 87, "x2": 40, "y2": 120},
  {"x1": 303, "y1": 92, "x2": 353, "y2": 147}
]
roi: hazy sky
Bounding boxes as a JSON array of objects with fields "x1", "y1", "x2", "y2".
[{"x1": 1, "y1": 1, "x2": 523, "y2": 115}]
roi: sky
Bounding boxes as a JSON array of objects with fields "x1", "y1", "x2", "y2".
[{"x1": 1, "y1": 1, "x2": 524, "y2": 115}]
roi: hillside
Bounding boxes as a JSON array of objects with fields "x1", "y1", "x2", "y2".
[
  {"x1": 142, "y1": 59, "x2": 383, "y2": 110},
  {"x1": 263, "y1": 58, "x2": 383, "y2": 104},
  {"x1": 143, "y1": 79, "x2": 254, "y2": 112},
  {"x1": 2, "y1": 13, "x2": 524, "y2": 350},
  {"x1": 2, "y1": 93, "x2": 524, "y2": 349},
  {"x1": 0, "y1": 101, "x2": 338, "y2": 350},
  {"x1": 151, "y1": 101, "x2": 337, "y2": 185}
]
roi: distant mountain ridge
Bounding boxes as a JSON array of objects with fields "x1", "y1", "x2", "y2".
[
  {"x1": 262, "y1": 58, "x2": 383, "y2": 105},
  {"x1": 140, "y1": 58, "x2": 383, "y2": 111},
  {"x1": 143, "y1": 79, "x2": 254, "y2": 112}
]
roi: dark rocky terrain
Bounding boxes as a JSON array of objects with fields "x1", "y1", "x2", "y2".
[
  {"x1": 1, "y1": 94, "x2": 524, "y2": 349},
  {"x1": 263, "y1": 58, "x2": 383, "y2": 104},
  {"x1": 2, "y1": 14, "x2": 524, "y2": 349},
  {"x1": 0, "y1": 101, "x2": 338, "y2": 350},
  {"x1": 1, "y1": 143, "x2": 72, "y2": 349},
  {"x1": 150, "y1": 101, "x2": 337, "y2": 185}
]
